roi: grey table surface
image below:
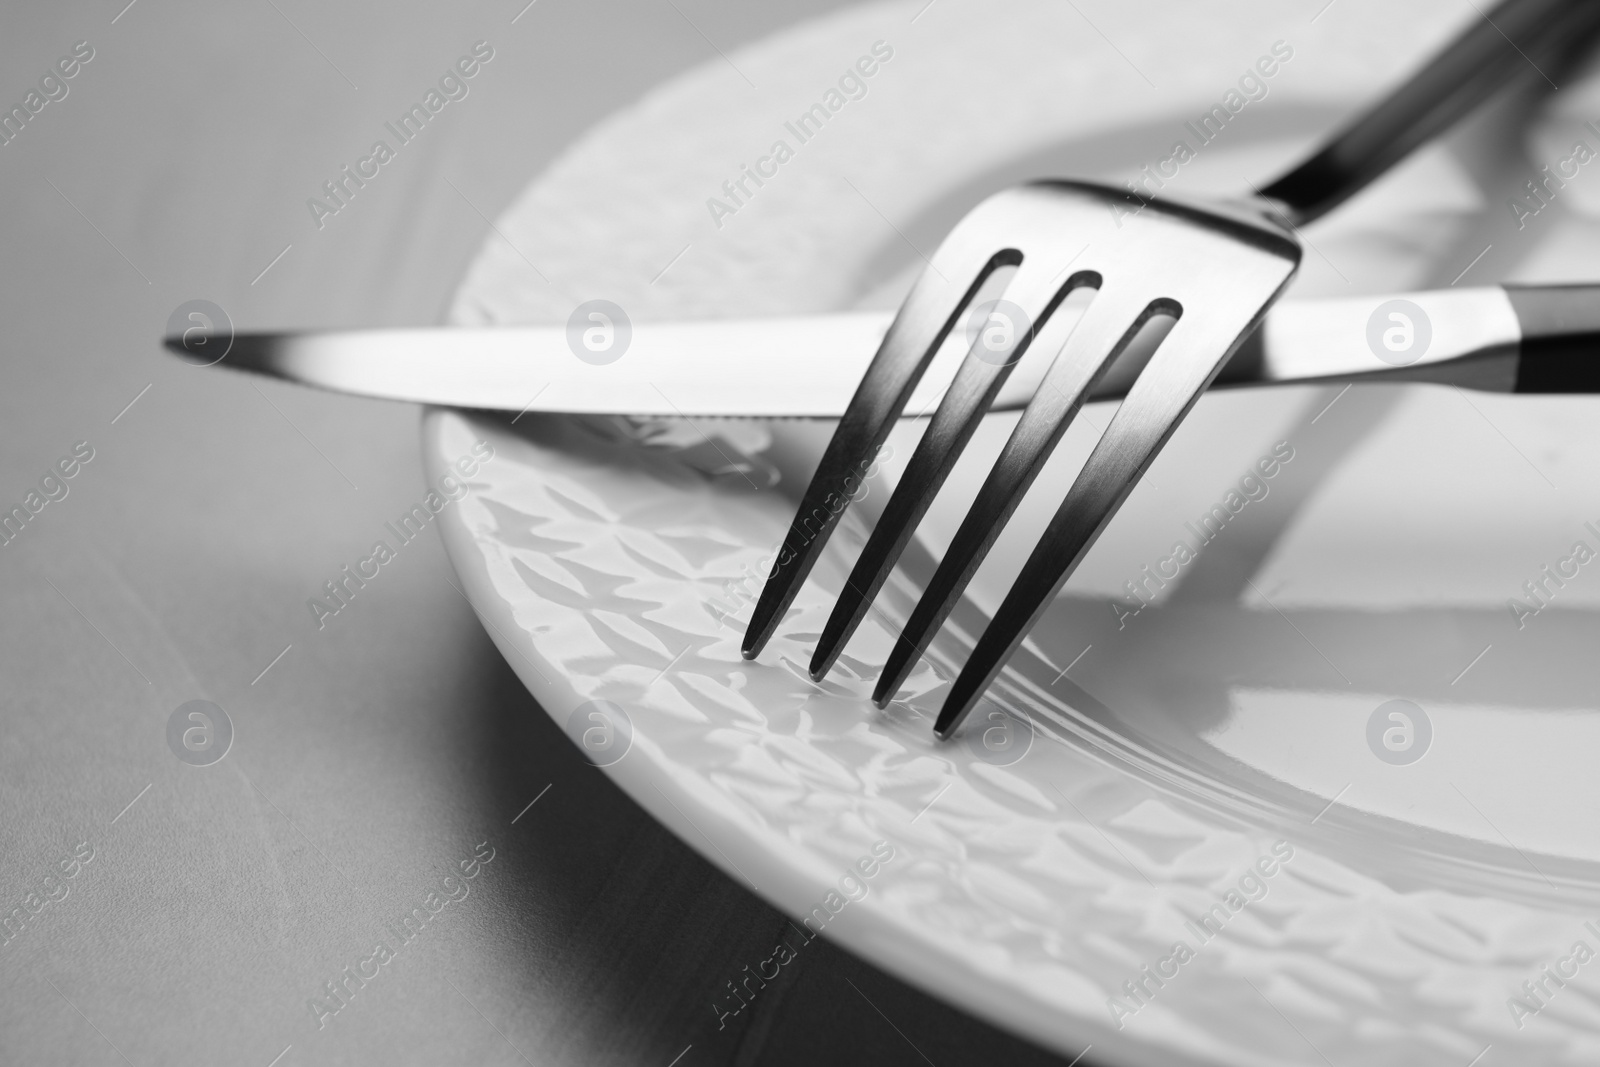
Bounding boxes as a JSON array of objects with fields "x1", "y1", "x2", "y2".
[{"x1": 0, "y1": 2, "x2": 1076, "y2": 1065}]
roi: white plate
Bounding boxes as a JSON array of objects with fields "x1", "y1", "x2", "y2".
[{"x1": 430, "y1": 2, "x2": 1600, "y2": 1063}]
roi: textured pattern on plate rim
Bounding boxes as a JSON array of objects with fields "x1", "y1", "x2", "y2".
[{"x1": 429, "y1": 408, "x2": 1600, "y2": 1067}]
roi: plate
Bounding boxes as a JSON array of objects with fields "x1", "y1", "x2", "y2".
[{"x1": 429, "y1": 2, "x2": 1600, "y2": 1063}]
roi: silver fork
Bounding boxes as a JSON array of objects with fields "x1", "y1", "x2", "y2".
[{"x1": 741, "y1": 0, "x2": 1600, "y2": 739}]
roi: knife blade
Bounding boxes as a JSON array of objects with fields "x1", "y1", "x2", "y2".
[{"x1": 166, "y1": 284, "x2": 1600, "y2": 416}]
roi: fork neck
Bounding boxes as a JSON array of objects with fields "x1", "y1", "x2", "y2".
[{"x1": 1262, "y1": 0, "x2": 1600, "y2": 227}]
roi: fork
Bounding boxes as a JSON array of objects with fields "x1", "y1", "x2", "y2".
[{"x1": 741, "y1": 0, "x2": 1600, "y2": 739}]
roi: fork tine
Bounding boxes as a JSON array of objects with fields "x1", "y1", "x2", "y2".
[
  {"x1": 871, "y1": 289, "x2": 1172, "y2": 706},
  {"x1": 741, "y1": 202, "x2": 1023, "y2": 660},
  {"x1": 806, "y1": 266, "x2": 1101, "y2": 681},
  {"x1": 932, "y1": 295, "x2": 1290, "y2": 739}
]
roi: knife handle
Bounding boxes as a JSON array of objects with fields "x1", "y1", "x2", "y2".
[{"x1": 1509, "y1": 283, "x2": 1600, "y2": 393}]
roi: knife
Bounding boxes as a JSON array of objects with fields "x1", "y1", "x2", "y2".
[{"x1": 165, "y1": 284, "x2": 1600, "y2": 416}]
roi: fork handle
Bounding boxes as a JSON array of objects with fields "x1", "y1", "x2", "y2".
[
  {"x1": 1510, "y1": 283, "x2": 1600, "y2": 392},
  {"x1": 1262, "y1": 0, "x2": 1600, "y2": 225}
]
